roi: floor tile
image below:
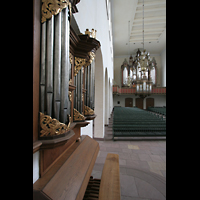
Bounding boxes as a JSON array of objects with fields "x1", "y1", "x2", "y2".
[
  {"x1": 93, "y1": 139, "x2": 166, "y2": 199},
  {"x1": 106, "y1": 147, "x2": 121, "y2": 152},
  {"x1": 160, "y1": 155, "x2": 166, "y2": 163},
  {"x1": 122, "y1": 148, "x2": 133, "y2": 153},
  {"x1": 126, "y1": 160, "x2": 150, "y2": 171},
  {"x1": 160, "y1": 170, "x2": 166, "y2": 178},
  {"x1": 128, "y1": 145, "x2": 139, "y2": 149},
  {"x1": 119, "y1": 167, "x2": 127, "y2": 175},
  {"x1": 130, "y1": 153, "x2": 140, "y2": 161},
  {"x1": 121, "y1": 196, "x2": 150, "y2": 200},
  {"x1": 119, "y1": 159, "x2": 126, "y2": 166},
  {"x1": 149, "y1": 155, "x2": 163, "y2": 163},
  {"x1": 134, "y1": 177, "x2": 165, "y2": 200},
  {"x1": 150, "y1": 169, "x2": 163, "y2": 177},
  {"x1": 120, "y1": 174, "x2": 138, "y2": 197},
  {"x1": 138, "y1": 154, "x2": 152, "y2": 161},
  {"x1": 147, "y1": 161, "x2": 166, "y2": 171}
]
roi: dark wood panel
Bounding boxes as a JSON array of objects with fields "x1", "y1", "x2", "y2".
[
  {"x1": 125, "y1": 98, "x2": 133, "y2": 107},
  {"x1": 146, "y1": 98, "x2": 154, "y2": 109},
  {"x1": 39, "y1": 122, "x2": 89, "y2": 176},
  {"x1": 136, "y1": 98, "x2": 143, "y2": 109},
  {"x1": 34, "y1": 135, "x2": 88, "y2": 192},
  {"x1": 42, "y1": 136, "x2": 99, "y2": 200}
]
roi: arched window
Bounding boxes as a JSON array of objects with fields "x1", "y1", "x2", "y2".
[
  {"x1": 149, "y1": 57, "x2": 157, "y2": 86},
  {"x1": 121, "y1": 59, "x2": 129, "y2": 87},
  {"x1": 151, "y1": 67, "x2": 155, "y2": 85},
  {"x1": 123, "y1": 67, "x2": 128, "y2": 85}
]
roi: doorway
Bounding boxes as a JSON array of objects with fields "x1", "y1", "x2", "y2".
[
  {"x1": 136, "y1": 98, "x2": 143, "y2": 109},
  {"x1": 125, "y1": 98, "x2": 133, "y2": 107},
  {"x1": 146, "y1": 98, "x2": 154, "y2": 109}
]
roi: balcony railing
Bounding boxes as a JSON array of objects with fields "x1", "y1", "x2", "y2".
[{"x1": 113, "y1": 85, "x2": 166, "y2": 95}]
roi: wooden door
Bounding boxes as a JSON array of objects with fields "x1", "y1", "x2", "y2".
[
  {"x1": 146, "y1": 98, "x2": 154, "y2": 109},
  {"x1": 136, "y1": 98, "x2": 143, "y2": 109},
  {"x1": 125, "y1": 98, "x2": 133, "y2": 107}
]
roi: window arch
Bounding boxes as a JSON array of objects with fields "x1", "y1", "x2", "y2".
[
  {"x1": 121, "y1": 58, "x2": 129, "y2": 87},
  {"x1": 149, "y1": 57, "x2": 157, "y2": 86}
]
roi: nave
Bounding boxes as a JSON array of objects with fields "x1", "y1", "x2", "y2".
[{"x1": 101, "y1": 107, "x2": 166, "y2": 199}]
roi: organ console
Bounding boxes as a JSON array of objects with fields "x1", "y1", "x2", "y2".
[{"x1": 33, "y1": 134, "x2": 121, "y2": 200}]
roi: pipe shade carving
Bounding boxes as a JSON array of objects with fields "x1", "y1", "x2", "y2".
[
  {"x1": 73, "y1": 108, "x2": 85, "y2": 121},
  {"x1": 74, "y1": 57, "x2": 86, "y2": 76},
  {"x1": 41, "y1": 0, "x2": 71, "y2": 23},
  {"x1": 40, "y1": 112, "x2": 71, "y2": 137},
  {"x1": 84, "y1": 105, "x2": 94, "y2": 116}
]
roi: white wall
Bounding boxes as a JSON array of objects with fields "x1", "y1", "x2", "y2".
[
  {"x1": 74, "y1": 0, "x2": 114, "y2": 138},
  {"x1": 81, "y1": 120, "x2": 93, "y2": 138},
  {"x1": 74, "y1": 0, "x2": 113, "y2": 82},
  {"x1": 33, "y1": 151, "x2": 40, "y2": 184}
]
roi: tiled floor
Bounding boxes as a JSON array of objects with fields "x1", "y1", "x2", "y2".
[{"x1": 91, "y1": 139, "x2": 166, "y2": 200}]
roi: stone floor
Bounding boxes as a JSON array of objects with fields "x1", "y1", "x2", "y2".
[
  {"x1": 92, "y1": 111, "x2": 166, "y2": 199},
  {"x1": 91, "y1": 139, "x2": 166, "y2": 200}
]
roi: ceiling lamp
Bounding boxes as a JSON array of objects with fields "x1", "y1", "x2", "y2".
[{"x1": 135, "y1": 0, "x2": 153, "y2": 98}]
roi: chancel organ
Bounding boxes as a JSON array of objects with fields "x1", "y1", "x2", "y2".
[{"x1": 33, "y1": 0, "x2": 121, "y2": 199}]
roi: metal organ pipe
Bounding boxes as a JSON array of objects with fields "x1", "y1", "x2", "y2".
[
  {"x1": 46, "y1": 16, "x2": 54, "y2": 116},
  {"x1": 40, "y1": 22, "x2": 46, "y2": 113},
  {"x1": 53, "y1": 12, "x2": 61, "y2": 120},
  {"x1": 39, "y1": 7, "x2": 70, "y2": 124},
  {"x1": 61, "y1": 7, "x2": 70, "y2": 124}
]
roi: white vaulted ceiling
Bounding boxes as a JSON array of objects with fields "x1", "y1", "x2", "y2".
[{"x1": 111, "y1": 0, "x2": 166, "y2": 56}]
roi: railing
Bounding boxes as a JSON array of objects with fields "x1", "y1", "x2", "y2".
[{"x1": 113, "y1": 85, "x2": 166, "y2": 95}]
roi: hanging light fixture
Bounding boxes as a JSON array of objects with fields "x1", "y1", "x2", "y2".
[{"x1": 135, "y1": 0, "x2": 153, "y2": 98}]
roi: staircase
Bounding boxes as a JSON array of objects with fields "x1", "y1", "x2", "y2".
[{"x1": 104, "y1": 111, "x2": 114, "y2": 140}]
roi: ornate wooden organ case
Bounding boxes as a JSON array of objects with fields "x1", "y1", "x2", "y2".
[
  {"x1": 33, "y1": 2, "x2": 121, "y2": 199},
  {"x1": 33, "y1": 0, "x2": 100, "y2": 177}
]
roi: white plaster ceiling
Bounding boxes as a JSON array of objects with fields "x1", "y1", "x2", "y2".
[{"x1": 111, "y1": 0, "x2": 166, "y2": 56}]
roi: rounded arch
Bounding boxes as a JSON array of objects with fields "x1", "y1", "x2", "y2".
[
  {"x1": 104, "y1": 68, "x2": 108, "y2": 125},
  {"x1": 94, "y1": 48, "x2": 105, "y2": 138},
  {"x1": 108, "y1": 77, "x2": 111, "y2": 117}
]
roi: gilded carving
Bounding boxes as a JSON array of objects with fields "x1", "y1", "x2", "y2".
[
  {"x1": 69, "y1": 52, "x2": 73, "y2": 64},
  {"x1": 41, "y1": 0, "x2": 71, "y2": 23},
  {"x1": 69, "y1": 79, "x2": 72, "y2": 85},
  {"x1": 39, "y1": 112, "x2": 70, "y2": 137},
  {"x1": 84, "y1": 51, "x2": 96, "y2": 67},
  {"x1": 84, "y1": 105, "x2": 94, "y2": 116},
  {"x1": 74, "y1": 108, "x2": 85, "y2": 121},
  {"x1": 74, "y1": 57, "x2": 86, "y2": 76},
  {"x1": 68, "y1": 91, "x2": 72, "y2": 102},
  {"x1": 82, "y1": 94, "x2": 84, "y2": 102},
  {"x1": 84, "y1": 28, "x2": 97, "y2": 39}
]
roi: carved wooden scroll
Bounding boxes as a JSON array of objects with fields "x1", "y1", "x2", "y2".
[
  {"x1": 40, "y1": 112, "x2": 70, "y2": 137},
  {"x1": 41, "y1": 0, "x2": 71, "y2": 23},
  {"x1": 73, "y1": 108, "x2": 85, "y2": 121},
  {"x1": 84, "y1": 105, "x2": 94, "y2": 116},
  {"x1": 74, "y1": 57, "x2": 86, "y2": 76}
]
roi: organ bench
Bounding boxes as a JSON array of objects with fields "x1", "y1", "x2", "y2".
[{"x1": 33, "y1": 135, "x2": 121, "y2": 200}]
